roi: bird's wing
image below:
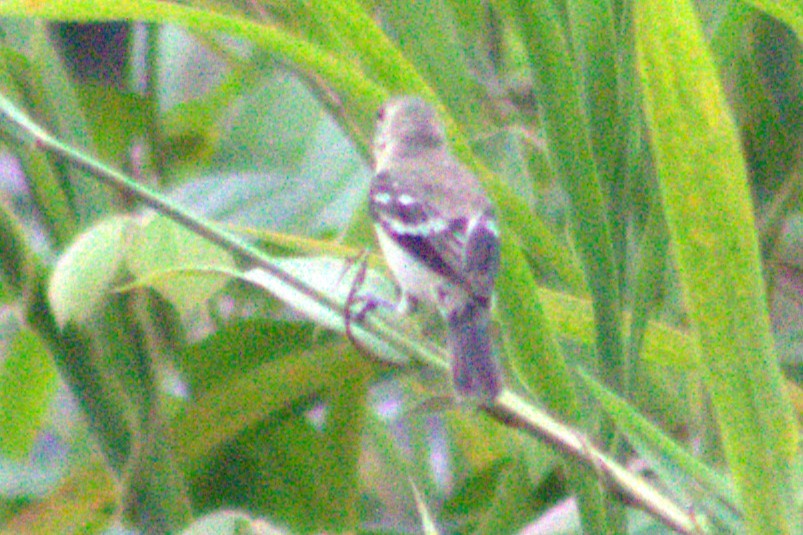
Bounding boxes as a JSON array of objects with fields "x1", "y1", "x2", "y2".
[{"x1": 369, "y1": 169, "x2": 499, "y2": 300}]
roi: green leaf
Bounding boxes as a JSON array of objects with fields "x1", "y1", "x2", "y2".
[
  {"x1": 378, "y1": 0, "x2": 488, "y2": 130},
  {"x1": 171, "y1": 342, "x2": 363, "y2": 472},
  {"x1": 78, "y1": 83, "x2": 150, "y2": 167},
  {"x1": 566, "y1": 0, "x2": 621, "y2": 189},
  {"x1": 26, "y1": 21, "x2": 116, "y2": 228},
  {"x1": 0, "y1": 0, "x2": 387, "y2": 126},
  {"x1": 495, "y1": 233, "x2": 609, "y2": 535},
  {"x1": 511, "y1": 0, "x2": 625, "y2": 398},
  {"x1": 126, "y1": 214, "x2": 235, "y2": 317},
  {"x1": 160, "y1": 45, "x2": 278, "y2": 174},
  {"x1": 470, "y1": 458, "x2": 545, "y2": 534},
  {"x1": 179, "y1": 510, "x2": 265, "y2": 535},
  {"x1": 578, "y1": 368, "x2": 740, "y2": 530},
  {"x1": 496, "y1": 234, "x2": 579, "y2": 419},
  {"x1": 309, "y1": 0, "x2": 434, "y2": 100},
  {"x1": 242, "y1": 257, "x2": 414, "y2": 367},
  {"x1": 0, "y1": 190, "x2": 36, "y2": 297},
  {"x1": 178, "y1": 319, "x2": 316, "y2": 397},
  {"x1": 0, "y1": 327, "x2": 58, "y2": 460},
  {"x1": 317, "y1": 365, "x2": 368, "y2": 531},
  {"x1": 537, "y1": 287, "x2": 698, "y2": 369},
  {"x1": 636, "y1": 0, "x2": 798, "y2": 532},
  {"x1": 48, "y1": 215, "x2": 130, "y2": 327},
  {"x1": 742, "y1": 0, "x2": 803, "y2": 41},
  {"x1": 0, "y1": 43, "x2": 79, "y2": 246}
]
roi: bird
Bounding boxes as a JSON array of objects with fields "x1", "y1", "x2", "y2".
[{"x1": 368, "y1": 96, "x2": 503, "y2": 401}]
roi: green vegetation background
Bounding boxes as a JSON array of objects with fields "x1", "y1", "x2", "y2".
[{"x1": 0, "y1": 1, "x2": 800, "y2": 534}]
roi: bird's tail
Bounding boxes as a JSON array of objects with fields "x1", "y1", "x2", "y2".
[{"x1": 447, "y1": 299, "x2": 502, "y2": 402}]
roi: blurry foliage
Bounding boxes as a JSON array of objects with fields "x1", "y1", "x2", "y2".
[{"x1": 0, "y1": 1, "x2": 800, "y2": 534}]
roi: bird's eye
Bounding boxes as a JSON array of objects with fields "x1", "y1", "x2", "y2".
[{"x1": 376, "y1": 105, "x2": 386, "y2": 122}]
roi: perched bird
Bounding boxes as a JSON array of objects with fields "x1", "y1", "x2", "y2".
[{"x1": 369, "y1": 96, "x2": 502, "y2": 401}]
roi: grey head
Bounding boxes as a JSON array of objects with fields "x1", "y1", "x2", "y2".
[{"x1": 373, "y1": 96, "x2": 446, "y2": 162}]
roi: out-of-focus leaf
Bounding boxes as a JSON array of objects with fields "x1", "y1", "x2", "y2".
[
  {"x1": 0, "y1": 327, "x2": 58, "y2": 460},
  {"x1": 0, "y1": 190, "x2": 36, "y2": 297},
  {"x1": 179, "y1": 510, "x2": 279, "y2": 535},
  {"x1": 0, "y1": 457, "x2": 116, "y2": 532},
  {"x1": 127, "y1": 214, "x2": 235, "y2": 317},
  {"x1": 636, "y1": 0, "x2": 798, "y2": 531},
  {"x1": 78, "y1": 83, "x2": 150, "y2": 166},
  {"x1": 211, "y1": 73, "x2": 318, "y2": 174},
  {"x1": 179, "y1": 344, "x2": 369, "y2": 532},
  {"x1": 465, "y1": 458, "x2": 540, "y2": 534},
  {"x1": 378, "y1": 0, "x2": 488, "y2": 131},
  {"x1": 28, "y1": 21, "x2": 116, "y2": 226},
  {"x1": 0, "y1": 44, "x2": 79, "y2": 246},
  {"x1": 159, "y1": 35, "x2": 282, "y2": 175},
  {"x1": 742, "y1": 0, "x2": 803, "y2": 41},
  {"x1": 178, "y1": 319, "x2": 316, "y2": 396},
  {"x1": 48, "y1": 215, "x2": 130, "y2": 326},
  {"x1": 172, "y1": 342, "x2": 361, "y2": 472},
  {"x1": 0, "y1": 0, "x2": 388, "y2": 131},
  {"x1": 168, "y1": 73, "x2": 370, "y2": 236},
  {"x1": 578, "y1": 368, "x2": 740, "y2": 529},
  {"x1": 511, "y1": 0, "x2": 625, "y2": 407},
  {"x1": 243, "y1": 257, "x2": 412, "y2": 366},
  {"x1": 316, "y1": 362, "x2": 369, "y2": 531}
]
